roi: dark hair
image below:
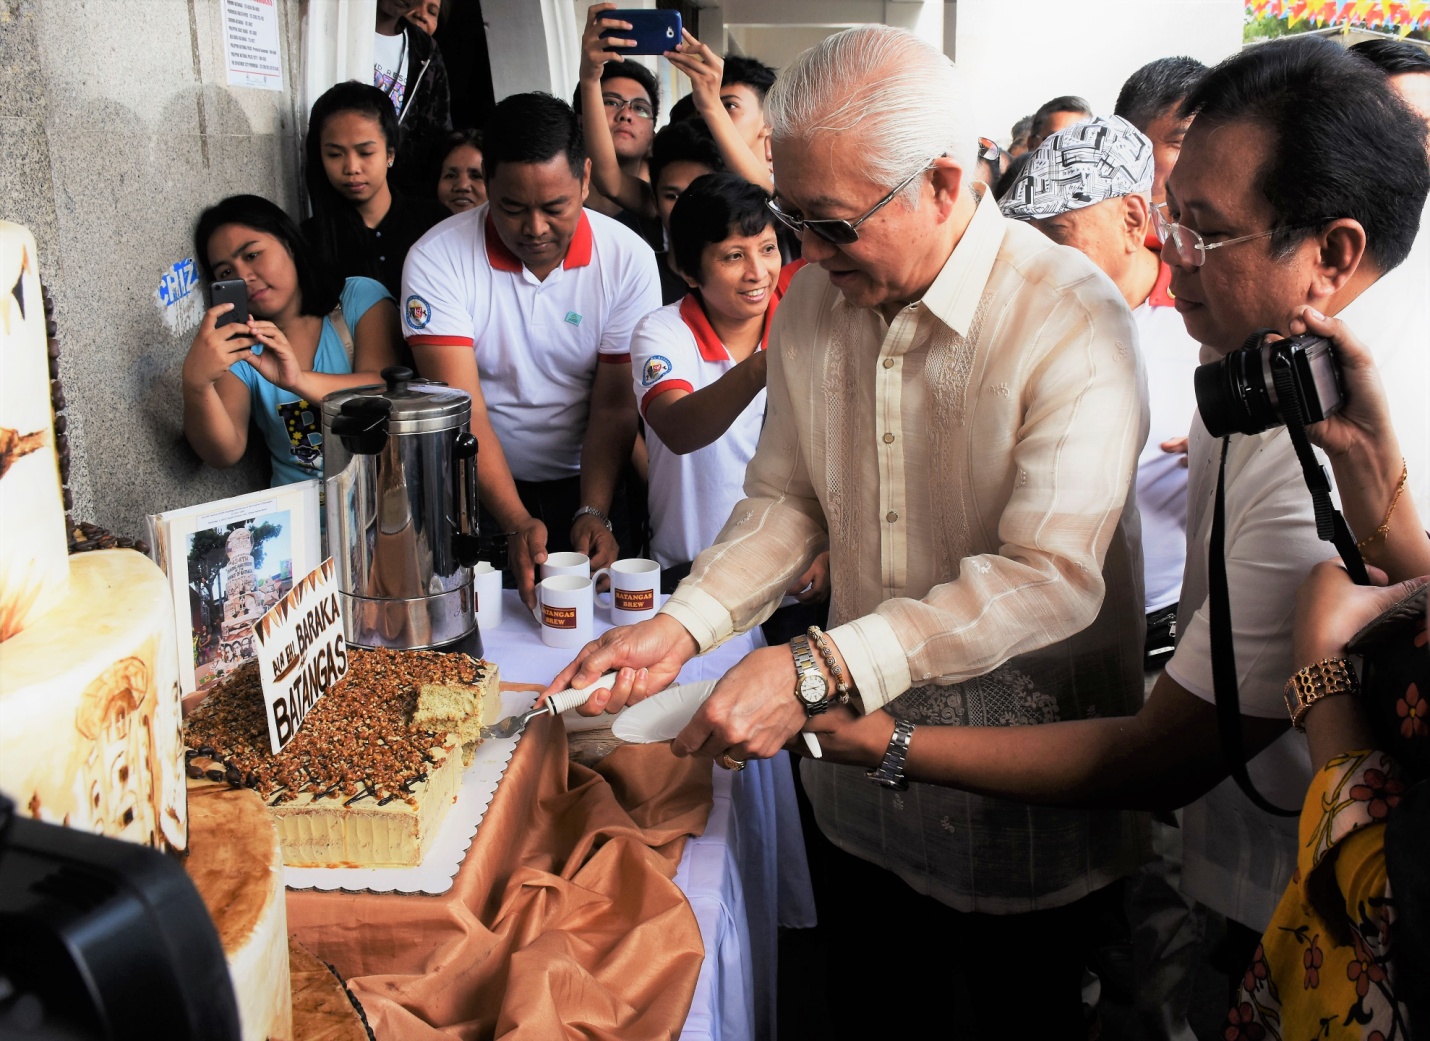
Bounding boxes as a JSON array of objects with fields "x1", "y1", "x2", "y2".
[
  {"x1": 649, "y1": 117, "x2": 725, "y2": 190},
  {"x1": 303, "y1": 81, "x2": 399, "y2": 284},
  {"x1": 669, "y1": 172, "x2": 775, "y2": 283},
  {"x1": 1179, "y1": 35, "x2": 1429, "y2": 272},
  {"x1": 483, "y1": 92, "x2": 586, "y2": 182},
  {"x1": 1009, "y1": 115, "x2": 1034, "y2": 146},
  {"x1": 1351, "y1": 37, "x2": 1430, "y2": 76},
  {"x1": 995, "y1": 150, "x2": 1033, "y2": 201},
  {"x1": 193, "y1": 195, "x2": 340, "y2": 317},
  {"x1": 722, "y1": 55, "x2": 777, "y2": 100},
  {"x1": 571, "y1": 61, "x2": 661, "y2": 121},
  {"x1": 433, "y1": 128, "x2": 482, "y2": 187},
  {"x1": 1114, "y1": 56, "x2": 1207, "y2": 131},
  {"x1": 1031, "y1": 95, "x2": 1092, "y2": 139},
  {"x1": 668, "y1": 93, "x2": 698, "y2": 124}
]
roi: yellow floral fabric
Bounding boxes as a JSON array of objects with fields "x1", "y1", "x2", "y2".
[{"x1": 1233, "y1": 750, "x2": 1410, "y2": 1040}]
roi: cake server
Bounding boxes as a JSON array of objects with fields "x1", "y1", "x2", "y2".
[{"x1": 480, "y1": 672, "x2": 620, "y2": 740}]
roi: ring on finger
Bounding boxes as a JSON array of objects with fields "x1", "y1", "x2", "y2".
[{"x1": 719, "y1": 753, "x2": 746, "y2": 772}]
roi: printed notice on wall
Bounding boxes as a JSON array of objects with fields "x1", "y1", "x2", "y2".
[{"x1": 221, "y1": 0, "x2": 283, "y2": 91}]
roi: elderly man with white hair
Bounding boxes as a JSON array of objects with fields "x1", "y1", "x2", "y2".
[{"x1": 548, "y1": 25, "x2": 1150, "y2": 1036}]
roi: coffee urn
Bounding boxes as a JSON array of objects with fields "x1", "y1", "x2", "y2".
[{"x1": 322, "y1": 366, "x2": 482, "y2": 655}]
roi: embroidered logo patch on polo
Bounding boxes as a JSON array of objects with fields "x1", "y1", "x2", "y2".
[
  {"x1": 640, "y1": 355, "x2": 672, "y2": 386},
  {"x1": 564, "y1": 311, "x2": 583, "y2": 326},
  {"x1": 405, "y1": 295, "x2": 432, "y2": 330}
]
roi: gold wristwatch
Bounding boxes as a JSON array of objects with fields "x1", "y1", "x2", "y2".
[{"x1": 1283, "y1": 657, "x2": 1360, "y2": 731}]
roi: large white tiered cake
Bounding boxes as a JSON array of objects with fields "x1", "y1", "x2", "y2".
[
  {"x1": 0, "y1": 220, "x2": 293, "y2": 1041},
  {"x1": 0, "y1": 221, "x2": 186, "y2": 853}
]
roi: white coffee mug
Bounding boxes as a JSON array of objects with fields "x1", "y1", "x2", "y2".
[
  {"x1": 533, "y1": 574, "x2": 594, "y2": 648},
  {"x1": 592, "y1": 557, "x2": 661, "y2": 623},
  {"x1": 541, "y1": 551, "x2": 591, "y2": 582},
  {"x1": 474, "y1": 561, "x2": 502, "y2": 631}
]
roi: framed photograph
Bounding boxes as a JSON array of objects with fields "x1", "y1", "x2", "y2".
[{"x1": 148, "y1": 481, "x2": 321, "y2": 701}]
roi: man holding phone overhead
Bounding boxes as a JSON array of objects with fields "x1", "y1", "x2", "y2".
[
  {"x1": 401, "y1": 92, "x2": 660, "y2": 609},
  {"x1": 578, "y1": 5, "x2": 772, "y2": 233}
]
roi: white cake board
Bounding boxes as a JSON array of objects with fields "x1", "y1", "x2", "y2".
[{"x1": 283, "y1": 688, "x2": 537, "y2": 895}]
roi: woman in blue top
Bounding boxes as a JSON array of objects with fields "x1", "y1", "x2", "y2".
[{"x1": 182, "y1": 194, "x2": 402, "y2": 485}]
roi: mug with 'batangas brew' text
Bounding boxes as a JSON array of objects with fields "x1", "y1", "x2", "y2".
[
  {"x1": 592, "y1": 557, "x2": 660, "y2": 623},
  {"x1": 533, "y1": 574, "x2": 593, "y2": 648}
]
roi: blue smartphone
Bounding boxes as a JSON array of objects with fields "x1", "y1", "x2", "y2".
[{"x1": 600, "y1": 9, "x2": 681, "y2": 55}]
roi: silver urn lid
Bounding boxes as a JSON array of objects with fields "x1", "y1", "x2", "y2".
[{"x1": 322, "y1": 366, "x2": 470, "y2": 436}]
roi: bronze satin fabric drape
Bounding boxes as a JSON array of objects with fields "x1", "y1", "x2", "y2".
[{"x1": 286, "y1": 684, "x2": 714, "y2": 1039}]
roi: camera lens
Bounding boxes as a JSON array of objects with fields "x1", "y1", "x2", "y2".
[{"x1": 1194, "y1": 348, "x2": 1277, "y2": 438}]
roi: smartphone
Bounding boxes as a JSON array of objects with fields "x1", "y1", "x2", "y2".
[
  {"x1": 600, "y1": 9, "x2": 681, "y2": 55},
  {"x1": 211, "y1": 279, "x2": 249, "y2": 328}
]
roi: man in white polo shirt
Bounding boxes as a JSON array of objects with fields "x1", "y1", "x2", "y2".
[{"x1": 402, "y1": 92, "x2": 661, "y2": 605}]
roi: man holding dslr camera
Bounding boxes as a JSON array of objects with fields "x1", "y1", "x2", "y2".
[{"x1": 798, "y1": 34, "x2": 1428, "y2": 945}]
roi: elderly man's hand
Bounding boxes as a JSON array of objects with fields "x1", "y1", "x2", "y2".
[
  {"x1": 672, "y1": 644, "x2": 808, "y2": 762},
  {"x1": 543, "y1": 614, "x2": 697, "y2": 715}
]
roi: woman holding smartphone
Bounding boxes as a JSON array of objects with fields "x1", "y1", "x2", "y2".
[
  {"x1": 302, "y1": 81, "x2": 449, "y2": 299},
  {"x1": 182, "y1": 194, "x2": 402, "y2": 486}
]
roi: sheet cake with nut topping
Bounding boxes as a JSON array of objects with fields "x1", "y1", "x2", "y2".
[{"x1": 184, "y1": 647, "x2": 499, "y2": 868}]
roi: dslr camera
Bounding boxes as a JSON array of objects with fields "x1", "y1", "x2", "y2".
[{"x1": 1194, "y1": 332, "x2": 1344, "y2": 438}]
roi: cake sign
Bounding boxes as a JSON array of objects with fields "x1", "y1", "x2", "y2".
[{"x1": 253, "y1": 558, "x2": 348, "y2": 754}]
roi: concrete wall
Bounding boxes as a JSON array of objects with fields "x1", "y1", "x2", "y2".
[{"x1": 1, "y1": 0, "x2": 304, "y2": 538}]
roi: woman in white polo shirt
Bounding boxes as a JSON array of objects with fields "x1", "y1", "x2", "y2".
[{"x1": 630, "y1": 173, "x2": 824, "y2": 605}]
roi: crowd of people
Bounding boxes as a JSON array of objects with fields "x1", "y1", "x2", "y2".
[{"x1": 178, "y1": 2, "x2": 1430, "y2": 1037}]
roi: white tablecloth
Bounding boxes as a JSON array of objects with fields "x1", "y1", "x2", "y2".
[{"x1": 482, "y1": 590, "x2": 816, "y2": 1041}]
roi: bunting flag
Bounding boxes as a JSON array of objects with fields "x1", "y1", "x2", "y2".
[{"x1": 1248, "y1": 0, "x2": 1430, "y2": 28}]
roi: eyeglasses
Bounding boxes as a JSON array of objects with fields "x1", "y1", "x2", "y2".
[
  {"x1": 977, "y1": 137, "x2": 1003, "y2": 164},
  {"x1": 1153, "y1": 203, "x2": 1327, "y2": 269},
  {"x1": 602, "y1": 94, "x2": 655, "y2": 120},
  {"x1": 766, "y1": 158, "x2": 940, "y2": 245}
]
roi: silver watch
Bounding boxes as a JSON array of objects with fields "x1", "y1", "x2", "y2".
[
  {"x1": 867, "y1": 718, "x2": 915, "y2": 791},
  {"x1": 790, "y1": 635, "x2": 832, "y2": 716},
  {"x1": 571, "y1": 505, "x2": 613, "y2": 532}
]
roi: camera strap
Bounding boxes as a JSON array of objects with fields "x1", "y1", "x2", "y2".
[
  {"x1": 1208, "y1": 369, "x2": 1369, "y2": 817},
  {"x1": 1208, "y1": 437, "x2": 1298, "y2": 816},
  {"x1": 1269, "y1": 362, "x2": 1369, "y2": 584}
]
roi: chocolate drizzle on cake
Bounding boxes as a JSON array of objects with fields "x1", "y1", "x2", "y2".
[{"x1": 183, "y1": 647, "x2": 494, "y2": 808}]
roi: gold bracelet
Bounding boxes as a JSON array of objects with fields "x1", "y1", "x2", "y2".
[
  {"x1": 1283, "y1": 657, "x2": 1360, "y2": 731},
  {"x1": 1356, "y1": 459, "x2": 1408, "y2": 553},
  {"x1": 806, "y1": 626, "x2": 852, "y2": 706}
]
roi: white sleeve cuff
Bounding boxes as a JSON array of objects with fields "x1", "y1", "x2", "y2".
[
  {"x1": 826, "y1": 613, "x2": 912, "y2": 714},
  {"x1": 659, "y1": 585, "x2": 736, "y2": 653}
]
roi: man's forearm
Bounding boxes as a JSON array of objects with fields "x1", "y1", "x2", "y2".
[
  {"x1": 895, "y1": 672, "x2": 1289, "y2": 812},
  {"x1": 578, "y1": 399, "x2": 636, "y2": 515}
]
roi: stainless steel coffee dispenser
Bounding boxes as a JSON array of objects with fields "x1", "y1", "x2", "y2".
[{"x1": 322, "y1": 367, "x2": 482, "y2": 654}]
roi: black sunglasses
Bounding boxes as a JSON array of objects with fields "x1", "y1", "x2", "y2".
[{"x1": 766, "y1": 157, "x2": 941, "y2": 245}]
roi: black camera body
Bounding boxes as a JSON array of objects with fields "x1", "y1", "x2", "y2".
[{"x1": 1194, "y1": 332, "x2": 1344, "y2": 438}]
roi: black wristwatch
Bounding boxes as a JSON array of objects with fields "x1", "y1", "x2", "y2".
[
  {"x1": 867, "y1": 718, "x2": 916, "y2": 790},
  {"x1": 790, "y1": 635, "x2": 833, "y2": 716}
]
